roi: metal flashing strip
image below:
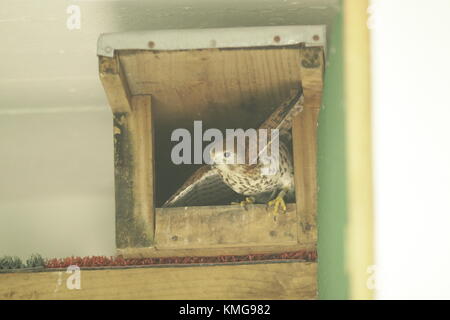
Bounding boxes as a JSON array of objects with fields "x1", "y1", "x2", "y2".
[{"x1": 97, "y1": 25, "x2": 326, "y2": 57}]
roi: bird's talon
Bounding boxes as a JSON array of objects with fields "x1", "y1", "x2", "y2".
[
  {"x1": 232, "y1": 197, "x2": 255, "y2": 210},
  {"x1": 267, "y1": 195, "x2": 287, "y2": 217}
]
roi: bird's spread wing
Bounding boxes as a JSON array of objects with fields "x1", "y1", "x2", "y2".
[
  {"x1": 162, "y1": 166, "x2": 239, "y2": 207},
  {"x1": 258, "y1": 88, "x2": 304, "y2": 132},
  {"x1": 250, "y1": 88, "x2": 304, "y2": 162}
]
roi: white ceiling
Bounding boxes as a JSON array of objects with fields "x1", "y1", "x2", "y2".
[{"x1": 0, "y1": 0, "x2": 339, "y2": 113}]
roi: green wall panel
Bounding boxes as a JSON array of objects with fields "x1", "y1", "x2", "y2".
[{"x1": 317, "y1": 9, "x2": 349, "y2": 299}]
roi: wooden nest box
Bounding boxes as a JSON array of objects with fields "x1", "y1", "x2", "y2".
[{"x1": 98, "y1": 26, "x2": 325, "y2": 260}]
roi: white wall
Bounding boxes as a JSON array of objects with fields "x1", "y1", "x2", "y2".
[{"x1": 371, "y1": 0, "x2": 450, "y2": 299}]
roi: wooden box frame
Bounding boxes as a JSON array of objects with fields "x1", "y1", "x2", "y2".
[{"x1": 98, "y1": 26, "x2": 325, "y2": 259}]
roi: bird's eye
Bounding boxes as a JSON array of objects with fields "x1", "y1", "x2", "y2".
[{"x1": 224, "y1": 152, "x2": 231, "y2": 158}]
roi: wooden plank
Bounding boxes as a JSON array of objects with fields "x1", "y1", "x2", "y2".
[
  {"x1": 117, "y1": 243, "x2": 316, "y2": 258},
  {"x1": 155, "y1": 204, "x2": 297, "y2": 249},
  {"x1": 292, "y1": 109, "x2": 319, "y2": 244},
  {"x1": 99, "y1": 55, "x2": 132, "y2": 113},
  {"x1": 292, "y1": 47, "x2": 324, "y2": 244},
  {"x1": 299, "y1": 47, "x2": 324, "y2": 110},
  {"x1": 117, "y1": 243, "x2": 315, "y2": 258},
  {"x1": 0, "y1": 262, "x2": 317, "y2": 300},
  {"x1": 131, "y1": 95, "x2": 156, "y2": 246},
  {"x1": 117, "y1": 204, "x2": 317, "y2": 258},
  {"x1": 113, "y1": 95, "x2": 155, "y2": 248}
]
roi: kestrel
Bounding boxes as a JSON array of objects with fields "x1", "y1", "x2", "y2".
[{"x1": 163, "y1": 88, "x2": 304, "y2": 216}]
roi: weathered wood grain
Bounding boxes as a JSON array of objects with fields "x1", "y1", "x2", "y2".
[
  {"x1": 0, "y1": 262, "x2": 317, "y2": 300},
  {"x1": 131, "y1": 95, "x2": 156, "y2": 245},
  {"x1": 155, "y1": 204, "x2": 298, "y2": 249},
  {"x1": 113, "y1": 95, "x2": 155, "y2": 248},
  {"x1": 292, "y1": 47, "x2": 324, "y2": 244},
  {"x1": 299, "y1": 47, "x2": 325, "y2": 109},
  {"x1": 99, "y1": 55, "x2": 132, "y2": 113},
  {"x1": 118, "y1": 204, "x2": 316, "y2": 258},
  {"x1": 292, "y1": 108, "x2": 320, "y2": 244},
  {"x1": 117, "y1": 244, "x2": 315, "y2": 259}
]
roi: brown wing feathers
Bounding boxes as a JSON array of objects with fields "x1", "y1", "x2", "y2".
[{"x1": 162, "y1": 166, "x2": 239, "y2": 207}]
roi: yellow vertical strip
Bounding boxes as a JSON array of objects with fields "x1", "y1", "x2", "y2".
[{"x1": 343, "y1": 0, "x2": 374, "y2": 299}]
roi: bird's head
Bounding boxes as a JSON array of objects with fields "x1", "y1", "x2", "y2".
[
  {"x1": 209, "y1": 137, "x2": 258, "y2": 174},
  {"x1": 209, "y1": 141, "x2": 239, "y2": 166},
  {"x1": 209, "y1": 139, "x2": 250, "y2": 166}
]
